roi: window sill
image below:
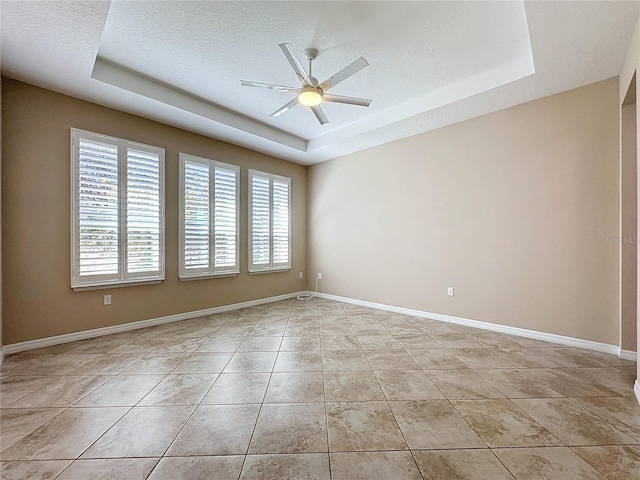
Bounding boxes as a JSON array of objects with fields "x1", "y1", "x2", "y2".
[
  {"x1": 249, "y1": 267, "x2": 291, "y2": 275},
  {"x1": 72, "y1": 279, "x2": 163, "y2": 292},
  {"x1": 179, "y1": 272, "x2": 239, "y2": 281}
]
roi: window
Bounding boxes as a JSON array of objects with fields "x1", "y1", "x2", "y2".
[
  {"x1": 248, "y1": 169, "x2": 291, "y2": 272},
  {"x1": 70, "y1": 129, "x2": 165, "y2": 289},
  {"x1": 179, "y1": 154, "x2": 240, "y2": 279}
]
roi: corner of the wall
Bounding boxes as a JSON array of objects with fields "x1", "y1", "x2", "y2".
[{"x1": 618, "y1": 348, "x2": 638, "y2": 361}]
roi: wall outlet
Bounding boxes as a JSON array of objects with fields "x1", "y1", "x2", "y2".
[
  {"x1": 104, "y1": 294, "x2": 112, "y2": 305},
  {"x1": 299, "y1": 272, "x2": 303, "y2": 278},
  {"x1": 317, "y1": 273, "x2": 322, "y2": 280},
  {"x1": 447, "y1": 287, "x2": 454, "y2": 297}
]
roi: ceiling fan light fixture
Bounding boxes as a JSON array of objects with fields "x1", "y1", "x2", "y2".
[{"x1": 298, "y1": 87, "x2": 322, "y2": 106}]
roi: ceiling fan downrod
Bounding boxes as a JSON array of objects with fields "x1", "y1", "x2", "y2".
[{"x1": 304, "y1": 48, "x2": 318, "y2": 87}]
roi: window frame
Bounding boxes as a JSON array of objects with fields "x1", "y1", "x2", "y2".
[
  {"x1": 70, "y1": 128, "x2": 165, "y2": 290},
  {"x1": 248, "y1": 169, "x2": 292, "y2": 273},
  {"x1": 178, "y1": 153, "x2": 240, "y2": 280}
]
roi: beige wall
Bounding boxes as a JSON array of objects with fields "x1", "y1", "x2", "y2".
[
  {"x1": 308, "y1": 78, "x2": 620, "y2": 345},
  {"x1": 1, "y1": 77, "x2": 307, "y2": 345},
  {"x1": 621, "y1": 101, "x2": 637, "y2": 352}
]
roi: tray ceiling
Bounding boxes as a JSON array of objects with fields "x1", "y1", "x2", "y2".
[{"x1": 1, "y1": 1, "x2": 638, "y2": 165}]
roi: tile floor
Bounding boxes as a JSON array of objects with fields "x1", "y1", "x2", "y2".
[{"x1": 0, "y1": 298, "x2": 639, "y2": 479}]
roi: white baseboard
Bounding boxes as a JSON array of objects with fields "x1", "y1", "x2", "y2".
[
  {"x1": 2, "y1": 291, "x2": 305, "y2": 356},
  {"x1": 312, "y1": 291, "x2": 622, "y2": 355},
  {"x1": 619, "y1": 349, "x2": 638, "y2": 361},
  {"x1": 635, "y1": 380, "x2": 640, "y2": 406},
  {"x1": 4, "y1": 289, "x2": 637, "y2": 364}
]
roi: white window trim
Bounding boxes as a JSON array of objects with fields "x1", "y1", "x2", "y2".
[
  {"x1": 248, "y1": 169, "x2": 292, "y2": 273},
  {"x1": 179, "y1": 153, "x2": 240, "y2": 280},
  {"x1": 70, "y1": 128, "x2": 165, "y2": 290}
]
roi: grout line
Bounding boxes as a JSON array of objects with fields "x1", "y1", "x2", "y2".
[
  {"x1": 567, "y1": 444, "x2": 634, "y2": 478},
  {"x1": 447, "y1": 396, "x2": 494, "y2": 452},
  {"x1": 148, "y1": 304, "x2": 272, "y2": 479},
  {"x1": 563, "y1": 395, "x2": 640, "y2": 440},
  {"x1": 322, "y1": 303, "x2": 333, "y2": 479},
  {"x1": 371, "y1": 344, "x2": 424, "y2": 475},
  {"x1": 487, "y1": 448, "x2": 518, "y2": 479},
  {"x1": 86, "y1": 313, "x2": 243, "y2": 474},
  {"x1": 237, "y1": 304, "x2": 290, "y2": 471},
  {"x1": 61, "y1": 404, "x2": 134, "y2": 465}
]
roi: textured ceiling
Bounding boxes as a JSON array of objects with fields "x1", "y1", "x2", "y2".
[{"x1": 1, "y1": 1, "x2": 639, "y2": 165}]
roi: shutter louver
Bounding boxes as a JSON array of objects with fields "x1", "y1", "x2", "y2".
[
  {"x1": 183, "y1": 161, "x2": 210, "y2": 270},
  {"x1": 126, "y1": 149, "x2": 161, "y2": 274},
  {"x1": 272, "y1": 179, "x2": 290, "y2": 265},
  {"x1": 251, "y1": 175, "x2": 271, "y2": 266},
  {"x1": 214, "y1": 166, "x2": 237, "y2": 268},
  {"x1": 77, "y1": 139, "x2": 119, "y2": 276}
]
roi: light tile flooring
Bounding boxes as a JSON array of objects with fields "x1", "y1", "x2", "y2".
[{"x1": 1, "y1": 298, "x2": 639, "y2": 479}]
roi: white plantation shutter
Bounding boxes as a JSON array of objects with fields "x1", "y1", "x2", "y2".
[
  {"x1": 214, "y1": 166, "x2": 238, "y2": 268},
  {"x1": 71, "y1": 129, "x2": 165, "y2": 289},
  {"x1": 249, "y1": 170, "x2": 291, "y2": 272},
  {"x1": 272, "y1": 178, "x2": 290, "y2": 266},
  {"x1": 179, "y1": 154, "x2": 239, "y2": 278},
  {"x1": 76, "y1": 138, "x2": 119, "y2": 278},
  {"x1": 183, "y1": 160, "x2": 210, "y2": 271},
  {"x1": 126, "y1": 148, "x2": 161, "y2": 275},
  {"x1": 251, "y1": 174, "x2": 270, "y2": 266}
]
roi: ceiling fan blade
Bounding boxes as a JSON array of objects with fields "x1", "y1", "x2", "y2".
[
  {"x1": 310, "y1": 105, "x2": 329, "y2": 125},
  {"x1": 241, "y1": 80, "x2": 300, "y2": 93},
  {"x1": 270, "y1": 98, "x2": 299, "y2": 118},
  {"x1": 320, "y1": 57, "x2": 369, "y2": 92},
  {"x1": 322, "y1": 93, "x2": 371, "y2": 107},
  {"x1": 279, "y1": 43, "x2": 312, "y2": 85}
]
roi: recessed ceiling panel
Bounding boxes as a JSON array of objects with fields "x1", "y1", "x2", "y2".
[{"x1": 96, "y1": 1, "x2": 533, "y2": 140}]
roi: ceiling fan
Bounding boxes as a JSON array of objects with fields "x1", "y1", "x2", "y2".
[{"x1": 241, "y1": 43, "x2": 371, "y2": 125}]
